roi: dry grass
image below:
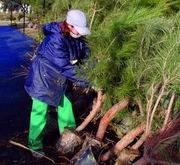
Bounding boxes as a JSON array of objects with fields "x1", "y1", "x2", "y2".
[
  {"x1": 0, "y1": 20, "x2": 11, "y2": 25},
  {"x1": 18, "y1": 27, "x2": 38, "y2": 38}
]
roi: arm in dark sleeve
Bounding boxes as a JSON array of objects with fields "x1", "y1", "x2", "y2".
[
  {"x1": 79, "y1": 38, "x2": 91, "y2": 64},
  {"x1": 42, "y1": 22, "x2": 60, "y2": 36},
  {"x1": 46, "y1": 36, "x2": 89, "y2": 88}
]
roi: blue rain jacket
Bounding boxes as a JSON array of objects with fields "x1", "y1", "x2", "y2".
[{"x1": 25, "y1": 22, "x2": 89, "y2": 106}]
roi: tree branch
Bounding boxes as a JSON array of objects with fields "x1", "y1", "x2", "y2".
[{"x1": 161, "y1": 92, "x2": 176, "y2": 131}]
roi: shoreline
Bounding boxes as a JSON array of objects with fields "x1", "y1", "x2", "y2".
[{"x1": 0, "y1": 20, "x2": 38, "y2": 39}]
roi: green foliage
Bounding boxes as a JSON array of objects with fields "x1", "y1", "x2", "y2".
[
  {"x1": 86, "y1": 2, "x2": 171, "y2": 103},
  {"x1": 28, "y1": 0, "x2": 180, "y2": 132},
  {"x1": 29, "y1": 0, "x2": 43, "y2": 16},
  {"x1": 136, "y1": 13, "x2": 180, "y2": 91},
  {"x1": 50, "y1": 0, "x2": 69, "y2": 20}
]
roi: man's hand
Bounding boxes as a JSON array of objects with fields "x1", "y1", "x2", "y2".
[
  {"x1": 82, "y1": 87, "x2": 90, "y2": 94},
  {"x1": 91, "y1": 85, "x2": 100, "y2": 91}
]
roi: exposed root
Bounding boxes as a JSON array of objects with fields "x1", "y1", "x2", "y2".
[
  {"x1": 131, "y1": 132, "x2": 146, "y2": 150},
  {"x1": 96, "y1": 98, "x2": 129, "y2": 141},
  {"x1": 76, "y1": 90, "x2": 104, "y2": 132},
  {"x1": 101, "y1": 123, "x2": 145, "y2": 161},
  {"x1": 115, "y1": 148, "x2": 140, "y2": 165}
]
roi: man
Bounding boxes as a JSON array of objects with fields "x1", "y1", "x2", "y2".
[{"x1": 24, "y1": 9, "x2": 91, "y2": 156}]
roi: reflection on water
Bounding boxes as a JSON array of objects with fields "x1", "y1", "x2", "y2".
[{"x1": 0, "y1": 26, "x2": 35, "y2": 139}]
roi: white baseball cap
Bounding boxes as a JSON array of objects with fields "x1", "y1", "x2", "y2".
[{"x1": 66, "y1": 9, "x2": 91, "y2": 35}]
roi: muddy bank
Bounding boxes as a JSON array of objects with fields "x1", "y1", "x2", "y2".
[{"x1": 0, "y1": 89, "x2": 120, "y2": 165}]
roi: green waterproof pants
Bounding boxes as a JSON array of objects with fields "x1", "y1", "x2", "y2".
[{"x1": 28, "y1": 95, "x2": 76, "y2": 151}]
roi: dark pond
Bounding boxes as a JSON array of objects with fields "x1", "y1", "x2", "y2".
[{"x1": 0, "y1": 26, "x2": 34, "y2": 139}]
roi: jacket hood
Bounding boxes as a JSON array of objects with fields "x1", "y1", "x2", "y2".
[{"x1": 43, "y1": 22, "x2": 62, "y2": 36}]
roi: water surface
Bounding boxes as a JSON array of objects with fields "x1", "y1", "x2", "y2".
[{"x1": 0, "y1": 26, "x2": 35, "y2": 139}]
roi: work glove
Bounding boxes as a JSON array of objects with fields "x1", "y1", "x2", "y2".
[{"x1": 70, "y1": 59, "x2": 78, "y2": 65}]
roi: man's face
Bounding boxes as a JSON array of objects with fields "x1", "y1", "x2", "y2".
[{"x1": 67, "y1": 24, "x2": 82, "y2": 38}]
